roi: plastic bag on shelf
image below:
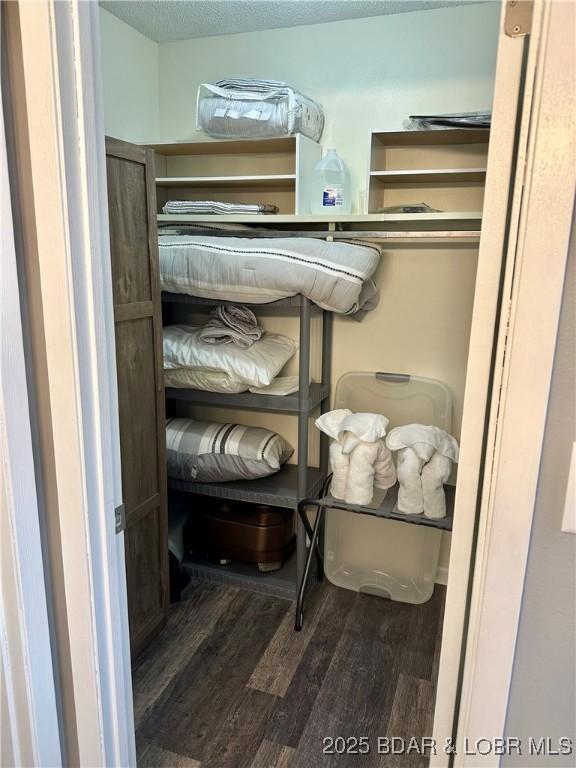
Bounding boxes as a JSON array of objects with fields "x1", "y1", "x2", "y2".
[{"x1": 197, "y1": 78, "x2": 324, "y2": 142}]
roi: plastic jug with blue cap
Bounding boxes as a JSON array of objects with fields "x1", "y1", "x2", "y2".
[{"x1": 310, "y1": 148, "x2": 352, "y2": 214}]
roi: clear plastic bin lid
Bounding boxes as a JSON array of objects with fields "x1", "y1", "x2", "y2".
[{"x1": 333, "y1": 371, "x2": 453, "y2": 433}]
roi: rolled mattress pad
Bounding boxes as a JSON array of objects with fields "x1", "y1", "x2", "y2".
[{"x1": 159, "y1": 235, "x2": 381, "y2": 317}]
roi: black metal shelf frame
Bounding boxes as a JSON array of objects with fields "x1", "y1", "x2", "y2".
[
  {"x1": 165, "y1": 382, "x2": 329, "y2": 415},
  {"x1": 168, "y1": 465, "x2": 325, "y2": 510},
  {"x1": 163, "y1": 291, "x2": 332, "y2": 589},
  {"x1": 294, "y1": 483, "x2": 455, "y2": 630}
]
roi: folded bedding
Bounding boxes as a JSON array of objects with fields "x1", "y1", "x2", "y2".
[
  {"x1": 197, "y1": 78, "x2": 324, "y2": 142},
  {"x1": 159, "y1": 236, "x2": 381, "y2": 317},
  {"x1": 163, "y1": 200, "x2": 279, "y2": 215},
  {"x1": 164, "y1": 368, "x2": 249, "y2": 394},
  {"x1": 216, "y1": 77, "x2": 304, "y2": 93},
  {"x1": 164, "y1": 324, "x2": 297, "y2": 388},
  {"x1": 163, "y1": 370, "x2": 301, "y2": 396},
  {"x1": 159, "y1": 222, "x2": 253, "y2": 237},
  {"x1": 166, "y1": 417, "x2": 293, "y2": 482},
  {"x1": 199, "y1": 304, "x2": 263, "y2": 349},
  {"x1": 248, "y1": 376, "x2": 299, "y2": 396}
]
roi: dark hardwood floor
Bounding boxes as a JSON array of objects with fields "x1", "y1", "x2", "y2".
[{"x1": 134, "y1": 580, "x2": 445, "y2": 768}]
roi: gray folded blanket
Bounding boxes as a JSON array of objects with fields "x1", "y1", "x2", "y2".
[
  {"x1": 163, "y1": 200, "x2": 279, "y2": 215},
  {"x1": 199, "y1": 304, "x2": 263, "y2": 349}
]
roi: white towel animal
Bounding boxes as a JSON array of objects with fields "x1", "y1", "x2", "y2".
[
  {"x1": 386, "y1": 425, "x2": 459, "y2": 519},
  {"x1": 316, "y1": 410, "x2": 397, "y2": 506}
]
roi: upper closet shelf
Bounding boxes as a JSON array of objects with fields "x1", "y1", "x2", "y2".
[
  {"x1": 145, "y1": 137, "x2": 298, "y2": 155},
  {"x1": 368, "y1": 127, "x2": 490, "y2": 215},
  {"x1": 371, "y1": 128, "x2": 490, "y2": 146},
  {"x1": 155, "y1": 173, "x2": 297, "y2": 188},
  {"x1": 369, "y1": 168, "x2": 487, "y2": 183},
  {"x1": 145, "y1": 135, "x2": 321, "y2": 216},
  {"x1": 157, "y1": 211, "x2": 483, "y2": 224}
]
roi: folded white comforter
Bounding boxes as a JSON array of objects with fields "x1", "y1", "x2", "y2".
[{"x1": 159, "y1": 236, "x2": 381, "y2": 317}]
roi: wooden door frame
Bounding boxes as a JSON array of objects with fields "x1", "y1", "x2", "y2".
[
  {"x1": 1, "y1": 12, "x2": 62, "y2": 763},
  {"x1": 2, "y1": 1, "x2": 135, "y2": 765},
  {"x1": 433, "y1": 2, "x2": 575, "y2": 763},
  {"x1": 2, "y1": 0, "x2": 573, "y2": 765},
  {"x1": 452, "y1": 1, "x2": 574, "y2": 763}
]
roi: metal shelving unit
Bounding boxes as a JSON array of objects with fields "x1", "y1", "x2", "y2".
[{"x1": 162, "y1": 290, "x2": 332, "y2": 594}]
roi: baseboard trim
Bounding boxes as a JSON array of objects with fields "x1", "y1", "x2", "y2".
[{"x1": 436, "y1": 566, "x2": 449, "y2": 586}]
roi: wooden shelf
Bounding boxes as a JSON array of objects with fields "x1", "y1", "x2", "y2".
[
  {"x1": 368, "y1": 128, "x2": 490, "y2": 215},
  {"x1": 145, "y1": 136, "x2": 321, "y2": 216},
  {"x1": 370, "y1": 168, "x2": 487, "y2": 183},
  {"x1": 145, "y1": 137, "x2": 297, "y2": 156},
  {"x1": 371, "y1": 128, "x2": 490, "y2": 146},
  {"x1": 157, "y1": 211, "x2": 483, "y2": 224},
  {"x1": 156, "y1": 174, "x2": 297, "y2": 188}
]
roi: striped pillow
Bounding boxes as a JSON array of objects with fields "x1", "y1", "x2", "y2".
[{"x1": 166, "y1": 418, "x2": 293, "y2": 483}]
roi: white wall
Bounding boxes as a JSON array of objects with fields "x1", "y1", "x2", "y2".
[
  {"x1": 158, "y1": 3, "x2": 500, "y2": 208},
  {"x1": 99, "y1": 8, "x2": 159, "y2": 142}
]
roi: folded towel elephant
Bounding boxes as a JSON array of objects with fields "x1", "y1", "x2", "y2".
[
  {"x1": 315, "y1": 410, "x2": 397, "y2": 506},
  {"x1": 385, "y1": 424, "x2": 459, "y2": 519}
]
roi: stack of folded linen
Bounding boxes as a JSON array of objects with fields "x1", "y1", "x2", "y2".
[
  {"x1": 404, "y1": 111, "x2": 491, "y2": 130},
  {"x1": 162, "y1": 200, "x2": 279, "y2": 215},
  {"x1": 199, "y1": 304, "x2": 263, "y2": 349},
  {"x1": 197, "y1": 78, "x2": 324, "y2": 141},
  {"x1": 163, "y1": 324, "x2": 297, "y2": 394},
  {"x1": 216, "y1": 77, "x2": 297, "y2": 93}
]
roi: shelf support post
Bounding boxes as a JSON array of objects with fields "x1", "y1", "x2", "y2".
[
  {"x1": 319, "y1": 310, "x2": 333, "y2": 475},
  {"x1": 296, "y1": 296, "x2": 312, "y2": 581}
]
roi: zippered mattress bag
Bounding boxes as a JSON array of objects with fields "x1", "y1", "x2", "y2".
[{"x1": 196, "y1": 78, "x2": 324, "y2": 142}]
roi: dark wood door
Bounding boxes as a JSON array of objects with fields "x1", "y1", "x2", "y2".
[{"x1": 105, "y1": 136, "x2": 168, "y2": 659}]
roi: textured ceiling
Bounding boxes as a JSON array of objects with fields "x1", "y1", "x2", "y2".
[{"x1": 100, "y1": 0, "x2": 481, "y2": 43}]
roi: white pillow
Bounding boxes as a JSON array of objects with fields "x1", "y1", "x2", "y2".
[
  {"x1": 164, "y1": 368, "x2": 248, "y2": 393},
  {"x1": 163, "y1": 325, "x2": 297, "y2": 388}
]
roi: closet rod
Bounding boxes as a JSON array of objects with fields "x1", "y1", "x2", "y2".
[{"x1": 157, "y1": 227, "x2": 481, "y2": 240}]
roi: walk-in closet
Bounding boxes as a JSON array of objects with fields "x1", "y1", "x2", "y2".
[{"x1": 98, "y1": 1, "x2": 502, "y2": 765}]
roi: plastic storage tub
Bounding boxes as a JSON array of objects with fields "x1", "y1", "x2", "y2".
[{"x1": 323, "y1": 371, "x2": 453, "y2": 604}]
